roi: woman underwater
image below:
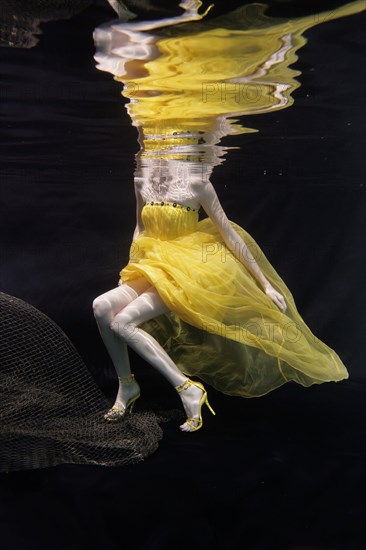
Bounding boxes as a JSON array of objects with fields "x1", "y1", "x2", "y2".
[
  {"x1": 92, "y1": 154, "x2": 348, "y2": 433},
  {"x1": 92, "y1": 164, "x2": 290, "y2": 432},
  {"x1": 92, "y1": 2, "x2": 353, "y2": 433}
]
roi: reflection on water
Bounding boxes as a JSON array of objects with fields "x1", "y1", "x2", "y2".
[{"x1": 94, "y1": 0, "x2": 364, "y2": 183}]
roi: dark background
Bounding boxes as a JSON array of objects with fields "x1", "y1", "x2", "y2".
[{"x1": 0, "y1": 1, "x2": 365, "y2": 549}]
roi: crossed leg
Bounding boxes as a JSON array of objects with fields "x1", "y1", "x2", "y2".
[{"x1": 93, "y1": 278, "x2": 205, "y2": 431}]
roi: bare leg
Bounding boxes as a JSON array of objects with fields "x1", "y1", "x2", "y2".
[
  {"x1": 92, "y1": 277, "x2": 151, "y2": 411},
  {"x1": 110, "y1": 285, "x2": 208, "y2": 431}
]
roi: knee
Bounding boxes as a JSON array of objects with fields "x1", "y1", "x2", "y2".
[
  {"x1": 109, "y1": 315, "x2": 137, "y2": 343},
  {"x1": 92, "y1": 296, "x2": 111, "y2": 321}
]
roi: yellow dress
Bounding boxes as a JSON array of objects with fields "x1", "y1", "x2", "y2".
[{"x1": 120, "y1": 202, "x2": 349, "y2": 398}]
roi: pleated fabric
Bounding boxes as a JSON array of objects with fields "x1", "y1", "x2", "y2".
[{"x1": 120, "y1": 203, "x2": 349, "y2": 397}]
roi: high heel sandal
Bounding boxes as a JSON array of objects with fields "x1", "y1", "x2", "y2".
[
  {"x1": 175, "y1": 378, "x2": 216, "y2": 432},
  {"x1": 103, "y1": 373, "x2": 141, "y2": 422}
]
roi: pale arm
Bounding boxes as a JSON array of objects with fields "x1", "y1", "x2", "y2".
[
  {"x1": 132, "y1": 182, "x2": 145, "y2": 240},
  {"x1": 195, "y1": 180, "x2": 287, "y2": 312}
]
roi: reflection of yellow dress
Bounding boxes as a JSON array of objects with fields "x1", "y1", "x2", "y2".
[{"x1": 120, "y1": 203, "x2": 349, "y2": 397}]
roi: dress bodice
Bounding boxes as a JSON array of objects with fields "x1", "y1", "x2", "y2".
[
  {"x1": 136, "y1": 164, "x2": 201, "y2": 211},
  {"x1": 141, "y1": 201, "x2": 199, "y2": 240}
]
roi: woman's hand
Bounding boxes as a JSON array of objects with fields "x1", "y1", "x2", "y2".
[{"x1": 265, "y1": 284, "x2": 287, "y2": 313}]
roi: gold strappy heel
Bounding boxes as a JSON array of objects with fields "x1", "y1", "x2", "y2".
[
  {"x1": 175, "y1": 378, "x2": 216, "y2": 432},
  {"x1": 103, "y1": 373, "x2": 141, "y2": 422}
]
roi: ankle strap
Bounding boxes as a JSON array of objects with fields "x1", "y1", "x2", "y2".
[
  {"x1": 118, "y1": 373, "x2": 135, "y2": 384},
  {"x1": 175, "y1": 379, "x2": 192, "y2": 393}
]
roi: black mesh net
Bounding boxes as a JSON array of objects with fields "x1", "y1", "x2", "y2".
[{"x1": 0, "y1": 291, "x2": 177, "y2": 472}]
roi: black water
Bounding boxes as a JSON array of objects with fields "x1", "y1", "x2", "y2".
[{"x1": 0, "y1": 1, "x2": 365, "y2": 549}]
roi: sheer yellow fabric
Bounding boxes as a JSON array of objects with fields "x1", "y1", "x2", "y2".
[{"x1": 120, "y1": 203, "x2": 349, "y2": 397}]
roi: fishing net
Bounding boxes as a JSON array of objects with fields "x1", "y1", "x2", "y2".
[{"x1": 0, "y1": 291, "x2": 177, "y2": 472}]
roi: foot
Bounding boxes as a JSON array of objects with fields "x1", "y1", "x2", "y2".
[
  {"x1": 177, "y1": 382, "x2": 205, "y2": 432},
  {"x1": 103, "y1": 375, "x2": 141, "y2": 421},
  {"x1": 113, "y1": 377, "x2": 140, "y2": 413}
]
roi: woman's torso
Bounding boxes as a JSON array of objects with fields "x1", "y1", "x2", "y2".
[{"x1": 137, "y1": 176, "x2": 201, "y2": 240}]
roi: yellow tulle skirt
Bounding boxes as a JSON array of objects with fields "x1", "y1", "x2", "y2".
[{"x1": 120, "y1": 203, "x2": 349, "y2": 397}]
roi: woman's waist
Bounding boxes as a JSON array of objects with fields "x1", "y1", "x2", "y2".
[
  {"x1": 141, "y1": 225, "x2": 198, "y2": 240},
  {"x1": 143, "y1": 200, "x2": 199, "y2": 212},
  {"x1": 141, "y1": 201, "x2": 199, "y2": 239}
]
